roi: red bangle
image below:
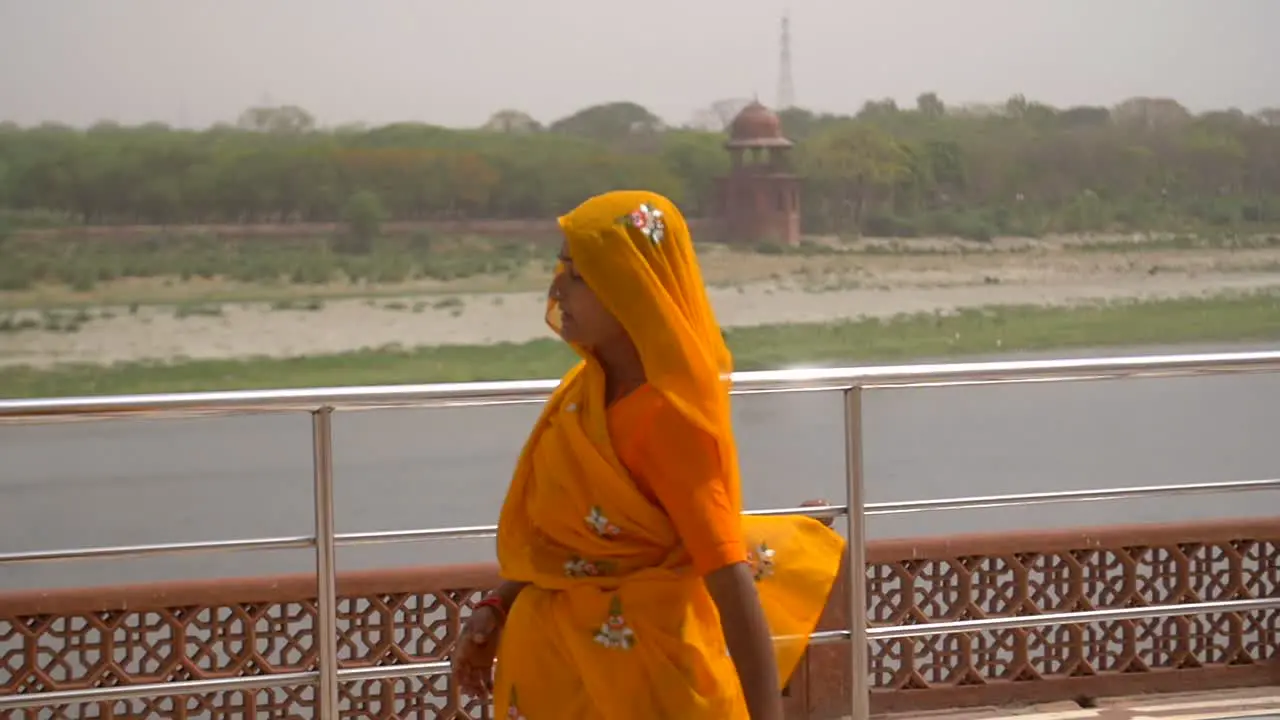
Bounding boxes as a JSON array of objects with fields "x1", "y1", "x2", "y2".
[{"x1": 473, "y1": 595, "x2": 507, "y2": 623}]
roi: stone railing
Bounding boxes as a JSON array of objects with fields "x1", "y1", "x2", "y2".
[{"x1": 1, "y1": 517, "x2": 1277, "y2": 719}]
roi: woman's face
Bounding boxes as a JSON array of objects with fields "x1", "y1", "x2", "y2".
[{"x1": 550, "y1": 242, "x2": 627, "y2": 348}]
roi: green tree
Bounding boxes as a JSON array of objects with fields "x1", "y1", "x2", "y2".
[
  {"x1": 915, "y1": 92, "x2": 946, "y2": 119},
  {"x1": 482, "y1": 109, "x2": 543, "y2": 134},
  {"x1": 0, "y1": 96, "x2": 1276, "y2": 236},
  {"x1": 549, "y1": 102, "x2": 664, "y2": 144},
  {"x1": 236, "y1": 105, "x2": 316, "y2": 134},
  {"x1": 802, "y1": 122, "x2": 910, "y2": 233},
  {"x1": 337, "y1": 189, "x2": 385, "y2": 254}
]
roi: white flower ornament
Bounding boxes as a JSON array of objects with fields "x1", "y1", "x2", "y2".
[{"x1": 617, "y1": 203, "x2": 666, "y2": 245}]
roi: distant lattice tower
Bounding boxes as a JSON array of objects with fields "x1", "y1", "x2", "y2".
[{"x1": 776, "y1": 13, "x2": 795, "y2": 110}]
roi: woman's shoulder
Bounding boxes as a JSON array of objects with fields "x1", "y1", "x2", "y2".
[
  {"x1": 611, "y1": 383, "x2": 708, "y2": 443},
  {"x1": 609, "y1": 383, "x2": 666, "y2": 429}
]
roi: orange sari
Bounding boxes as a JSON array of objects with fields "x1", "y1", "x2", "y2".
[{"x1": 493, "y1": 191, "x2": 845, "y2": 719}]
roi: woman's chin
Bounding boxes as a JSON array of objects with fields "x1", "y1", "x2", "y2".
[{"x1": 559, "y1": 328, "x2": 597, "y2": 351}]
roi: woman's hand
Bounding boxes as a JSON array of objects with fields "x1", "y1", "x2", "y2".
[
  {"x1": 800, "y1": 498, "x2": 834, "y2": 528},
  {"x1": 451, "y1": 603, "x2": 504, "y2": 700}
]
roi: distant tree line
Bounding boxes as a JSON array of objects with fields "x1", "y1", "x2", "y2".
[{"x1": 2, "y1": 95, "x2": 1279, "y2": 241}]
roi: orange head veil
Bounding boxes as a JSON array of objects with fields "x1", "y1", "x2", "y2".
[
  {"x1": 549, "y1": 189, "x2": 739, "y2": 484},
  {"x1": 551, "y1": 191, "x2": 731, "y2": 411}
]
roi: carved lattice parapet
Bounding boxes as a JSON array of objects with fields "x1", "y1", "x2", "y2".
[
  {"x1": 2, "y1": 519, "x2": 1277, "y2": 719},
  {"x1": 797, "y1": 517, "x2": 1280, "y2": 717}
]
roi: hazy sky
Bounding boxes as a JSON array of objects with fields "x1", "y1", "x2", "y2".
[{"x1": 1, "y1": 0, "x2": 1276, "y2": 129}]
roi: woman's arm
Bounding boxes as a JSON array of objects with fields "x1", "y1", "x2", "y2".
[
  {"x1": 615, "y1": 392, "x2": 783, "y2": 718},
  {"x1": 490, "y1": 580, "x2": 529, "y2": 611},
  {"x1": 705, "y1": 564, "x2": 784, "y2": 720}
]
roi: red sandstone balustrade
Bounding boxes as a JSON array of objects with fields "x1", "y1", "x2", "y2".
[
  {"x1": 1, "y1": 518, "x2": 1277, "y2": 719},
  {"x1": 795, "y1": 516, "x2": 1280, "y2": 717}
]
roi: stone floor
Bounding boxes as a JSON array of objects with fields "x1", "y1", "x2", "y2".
[{"x1": 870, "y1": 688, "x2": 1280, "y2": 720}]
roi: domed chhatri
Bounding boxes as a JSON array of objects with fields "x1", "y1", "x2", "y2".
[
  {"x1": 726, "y1": 100, "x2": 793, "y2": 149},
  {"x1": 715, "y1": 101, "x2": 800, "y2": 246}
]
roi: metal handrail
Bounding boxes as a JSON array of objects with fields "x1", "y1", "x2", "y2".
[
  {"x1": 4, "y1": 350, "x2": 1280, "y2": 719},
  {"x1": 0, "y1": 673, "x2": 318, "y2": 711},
  {"x1": 3, "y1": 350, "x2": 1279, "y2": 420},
  {"x1": 332, "y1": 476, "x2": 1280, "y2": 548},
  {"x1": 0, "y1": 534, "x2": 315, "y2": 565},
  {"x1": 863, "y1": 476, "x2": 1280, "y2": 516},
  {"x1": 5, "y1": 477, "x2": 1276, "y2": 566}
]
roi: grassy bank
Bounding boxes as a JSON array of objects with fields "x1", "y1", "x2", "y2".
[
  {"x1": 0, "y1": 231, "x2": 557, "y2": 294},
  {"x1": 3, "y1": 291, "x2": 1278, "y2": 399},
  {"x1": 7, "y1": 230, "x2": 1280, "y2": 311}
]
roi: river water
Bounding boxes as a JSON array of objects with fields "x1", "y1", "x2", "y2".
[{"x1": 2, "y1": 343, "x2": 1278, "y2": 592}]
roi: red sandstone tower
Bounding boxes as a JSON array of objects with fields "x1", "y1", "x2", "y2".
[{"x1": 717, "y1": 101, "x2": 801, "y2": 246}]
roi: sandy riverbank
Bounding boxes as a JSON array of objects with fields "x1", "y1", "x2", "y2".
[
  {"x1": 3, "y1": 272, "x2": 1279, "y2": 369},
  {"x1": 2, "y1": 236, "x2": 1279, "y2": 368}
]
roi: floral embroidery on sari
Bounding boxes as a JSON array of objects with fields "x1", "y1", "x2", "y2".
[
  {"x1": 616, "y1": 203, "x2": 666, "y2": 245},
  {"x1": 747, "y1": 541, "x2": 776, "y2": 581},
  {"x1": 564, "y1": 556, "x2": 615, "y2": 578},
  {"x1": 585, "y1": 505, "x2": 622, "y2": 537},
  {"x1": 592, "y1": 596, "x2": 637, "y2": 650}
]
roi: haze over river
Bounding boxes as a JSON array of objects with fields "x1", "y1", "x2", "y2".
[{"x1": 3, "y1": 343, "x2": 1279, "y2": 592}]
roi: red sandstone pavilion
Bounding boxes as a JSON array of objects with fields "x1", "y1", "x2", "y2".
[{"x1": 716, "y1": 100, "x2": 803, "y2": 247}]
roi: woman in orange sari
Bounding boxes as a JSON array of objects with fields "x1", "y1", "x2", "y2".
[{"x1": 450, "y1": 190, "x2": 845, "y2": 719}]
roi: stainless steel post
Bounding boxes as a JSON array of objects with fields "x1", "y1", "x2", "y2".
[
  {"x1": 312, "y1": 408, "x2": 340, "y2": 718},
  {"x1": 843, "y1": 387, "x2": 871, "y2": 720}
]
